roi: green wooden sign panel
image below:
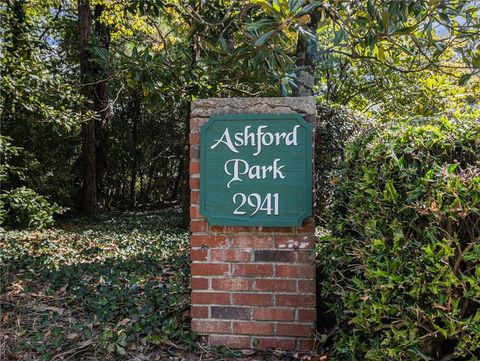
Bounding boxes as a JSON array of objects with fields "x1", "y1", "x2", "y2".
[{"x1": 200, "y1": 113, "x2": 312, "y2": 227}]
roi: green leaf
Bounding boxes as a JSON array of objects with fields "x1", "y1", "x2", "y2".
[
  {"x1": 383, "y1": 179, "x2": 398, "y2": 202},
  {"x1": 438, "y1": 12, "x2": 451, "y2": 24},
  {"x1": 333, "y1": 28, "x2": 347, "y2": 45},
  {"x1": 246, "y1": 19, "x2": 276, "y2": 32},
  {"x1": 381, "y1": 10, "x2": 390, "y2": 30},
  {"x1": 289, "y1": 0, "x2": 306, "y2": 13},
  {"x1": 458, "y1": 73, "x2": 471, "y2": 85},
  {"x1": 392, "y1": 25, "x2": 416, "y2": 35},
  {"x1": 116, "y1": 344, "x2": 126, "y2": 355},
  {"x1": 447, "y1": 163, "x2": 458, "y2": 174},
  {"x1": 367, "y1": 0, "x2": 375, "y2": 17},
  {"x1": 218, "y1": 37, "x2": 228, "y2": 52},
  {"x1": 377, "y1": 46, "x2": 386, "y2": 63},
  {"x1": 255, "y1": 30, "x2": 276, "y2": 46}
]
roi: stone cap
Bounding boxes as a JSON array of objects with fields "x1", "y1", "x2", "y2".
[{"x1": 191, "y1": 97, "x2": 316, "y2": 118}]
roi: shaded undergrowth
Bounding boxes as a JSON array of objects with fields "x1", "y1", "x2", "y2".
[{"x1": 0, "y1": 210, "x2": 193, "y2": 360}]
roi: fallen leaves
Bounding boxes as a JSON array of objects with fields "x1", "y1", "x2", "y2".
[{"x1": 33, "y1": 304, "x2": 65, "y2": 315}]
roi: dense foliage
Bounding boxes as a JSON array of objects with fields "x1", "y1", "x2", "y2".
[
  {"x1": 314, "y1": 102, "x2": 371, "y2": 224},
  {"x1": 0, "y1": 136, "x2": 65, "y2": 230},
  {"x1": 0, "y1": 211, "x2": 192, "y2": 358},
  {"x1": 1, "y1": 0, "x2": 480, "y2": 358},
  {"x1": 319, "y1": 116, "x2": 480, "y2": 360},
  {"x1": 1, "y1": 0, "x2": 479, "y2": 220}
]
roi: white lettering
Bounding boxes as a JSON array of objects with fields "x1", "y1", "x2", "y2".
[
  {"x1": 286, "y1": 125, "x2": 300, "y2": 146},
  {"x1": 232, "y1": 192, "x2": 280, "y2": 216},
  {"x1": 210, "y1": 124, "x2": 301, "y2": 156},
  {"x1": 211, "y1": 128, "x2": 239, "y2": 153},
  {"x1": 272, "y1": 159, "x2": 286, "y2": 179},
  {"x1": 234, "y1": 132, "x2": 244, "y2": 146},
  {"x1": 275, "y1": 132, "x2": 287, "y2": 145},
  {"x1": 262, "y1": 132, "x2": 274, "y2": 146},
  {"x1": 254, "y1": 125, "x2": 268, "y2": 156},
  {"x1": 224, "y1": 158, "x2": 285, "y2": 188},
  {"x1": 224, "y1": 159, "x2": 248, "y2": 188}
]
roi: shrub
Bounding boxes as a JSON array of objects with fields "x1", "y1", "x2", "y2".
[
  {"x1": 1, "y1": 186, "x2": 65, "y2": 230},
  {"x1": 315, "y1": 101, "x2": 371, "y2": 225},
  {"x1": 319, "y1": 116, "x2": 480, "y2": 360},
  {"x1": 1, "y1": 136, "x2": 65, "y2": 230}
]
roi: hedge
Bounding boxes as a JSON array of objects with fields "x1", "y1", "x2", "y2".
[{"x1": 319, "y1": 116, "x2": 480, "y2": 360}]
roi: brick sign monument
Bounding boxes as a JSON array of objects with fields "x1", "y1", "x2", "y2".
[{"x1": 190, "y1": 97, "x2": 316, "y2": 350}]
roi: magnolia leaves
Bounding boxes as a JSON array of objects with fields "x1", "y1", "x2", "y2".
[{"x1": 248, "y1": 0, "x2": 480, "y2": 84}]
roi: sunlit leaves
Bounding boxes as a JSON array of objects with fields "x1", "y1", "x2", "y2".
[
  {"x1": 248, "y1": 0, "x2": 480, "y2": 85},
  {"x1": 320, "y1": 116, "x2": 480, "y2": 359}
]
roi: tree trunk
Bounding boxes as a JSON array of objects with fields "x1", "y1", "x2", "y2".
[
  {"x1": 129, "y1": 93, "x2": 140, "y2": 209},
  {"x1": 78, "y1": 1, "x2": 111, "y2": 215},
  {"x1": 78, "y1": 0, "x2": 97, "y2": 215},
  {"x1": 292, "y1": 11, "x2": 320, "y2": 97},
  {"x1": 180, "y1": 1, "x2": 201, "y2": 227},
  {"x1": 170, "y1": 157, "x2": 183, "y2": 201},
  {"x1": 93, "y1": 3, "x2": 111, "y2": 208}
]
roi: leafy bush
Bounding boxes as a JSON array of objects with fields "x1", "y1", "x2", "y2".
[
  {"x1": 315, "y1": 101, "x2": 371, "y2": 224},
  {"x1": 1, "y1": 136, "x2": 65, "y2": 230},
  {"x1": 1, "y1": 186, "x2": 65, "y2": 230},
  {"x1": 319, "y1": 116, "x2": 480, "y2": 360},
  {"x1": 0, "y1": 136, "x2": 24, "y2": 184}
]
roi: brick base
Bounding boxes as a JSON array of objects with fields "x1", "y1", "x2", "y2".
[{"x1": 189, "y1": 97, "x2": 316, "y2": 351}]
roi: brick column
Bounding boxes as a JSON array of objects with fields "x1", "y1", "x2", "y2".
[{"x1": 189, "y1": 97, "x2": 316, "y2": 351}]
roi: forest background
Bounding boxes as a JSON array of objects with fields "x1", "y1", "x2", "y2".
[{"x1": 1, "y1": 0, "x2": 479, "y2": 226}]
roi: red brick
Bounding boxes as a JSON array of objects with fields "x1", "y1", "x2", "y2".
[
  {"x1": 190, "y1": 220, "x2": 208, "y2": 233},
  {"x1": 190, "y1": 191, "x2": 200, "y2": 204},
  {"x1": 275, "y1": 265, "x2": 315, "y2": 278},
  {"x1": 232, "y1": 263, "x2": 273, "y2": 277},
  {"x1": 212, "y1": 278, "x2": 253, "y2": 291},
  {"x1": 297, "y1": 280, "x2": 316, "y2": 293},
  {"x1": 210, "y1": 335, "x2": 250, "y2": 348},
  {"x1": 211, "y1": 306, "x2": 251, "y2": 320},
  {"x1": 276, "y1": 294, "x2": 315, "y2": 307},
  {"x1": 254, "y1": 337, "x2": 295, "y2": 350},
  {"x1": 255, "y1": 279, "x2": 296, "y2": 292},
  {"x1": 259, "y1": 226, "x2": 293, "y2": 233},
  {"x1": 226, "y1": 226, "x2": 259, "y2": 233},
  {"x1": 190, "y1": 306, "x2": 208, "y2": 318},
  {"x1": 253, "y1": 308, "x2": 294, "y2": 321},
  {"x1": 191, "y1": 263, "x2": 229, "y2": 276},
  {"x1": 209, "y1": 225, "x2": 226, "y2": 233},
  {"x1": 189, "y1": 160, "x2": 200, "y2": 174},
  {"x1": 276, "y1": 323, "x2": 314, "y2": 337},
  {"x1": 190, "y1": 248, "x2": 207, "y2": 261},
  {"x1": 190, "y1": 206, "x2": 200, "y2": 218},
  {"x1": 233, "y1": 293, "x2": 272, "y2": 306},
  {"x1": 189, "y1": 132, "x2": 199, "y2": 145},
  {"x1": 297, "y1": 309, "x2": 316, "y2": 321},
  {"x1": 192, "y1": 320, "x2": 230, "y2": 334},
  {"x1": 230, "y1": 235, "x2": 273, "y2": 248},
  {"x1": 297, "y1": 338, "x2": 315, "y2": 351},
  {"x1": 233, "y1": 321, "x2": 273, "y2": 335},
  {"x1": 190, "y1": 145, "x2": 199, "y2": 159},
  {"x1": 296, "y1": 250, "x2": 315, "y2": 263},
  {"x1": 210, "y1": 249, "x2": 251, "y2": 262},
  {"x1": 254, "y1": 250, "x2": 294, "y2": 262},
  {"x1": 189, "y1": 177, "x2": 200, "y2": 189},
  {"x1": 191, "y1": 277, "x2": 209, "y2": 289},
  {"x1": 274, "y1": 235, "x2": 310, "y2": 249},
  {"x1": 191, "y1": 235, "x2": 228, "y2": 247},
  {"x1": 191, "y1": 292, "x2": 230, "y2": 305}
]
